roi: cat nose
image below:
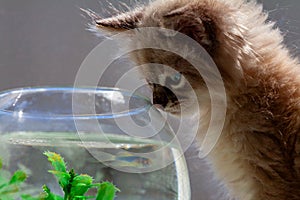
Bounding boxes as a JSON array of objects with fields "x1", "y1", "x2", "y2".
[{"x1": 152, "y1": 83, "x2": 178, "y2": 107}]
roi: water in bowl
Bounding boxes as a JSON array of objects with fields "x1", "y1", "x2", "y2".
[{"x1": 0, "y1": 131, "x2": 190, "y2": 200}]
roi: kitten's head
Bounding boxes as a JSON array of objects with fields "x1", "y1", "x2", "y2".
[{"x1": 92, "y1": 0, "x2": 249, "y2": 114}]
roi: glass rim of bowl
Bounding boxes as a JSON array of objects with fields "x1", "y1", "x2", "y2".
[{"x1": 0, "y1": 86, "x2": 152, "y2": 120}]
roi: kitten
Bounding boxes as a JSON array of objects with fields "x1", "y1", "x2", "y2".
[{"x1": 90, "y1": 0, "x2": 300, "y2": 199}]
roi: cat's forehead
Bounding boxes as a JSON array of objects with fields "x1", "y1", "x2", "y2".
[
  {"x1": 141, "y1": 63, "x2": 179, "y2": 75},
  {"x1": 134, "y1": 46, "x2": 198, "y2": 76}
]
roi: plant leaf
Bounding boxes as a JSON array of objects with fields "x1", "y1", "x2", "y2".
[
  {"x1": 44, "y1": 152, "x2": 67, "y2": 173},
  {"x1": 0, "y1": 184, "x2": 19, "y2": 195},
  {"x1": 0, "y1": 168, "x2": 27, "y2": 199},
  {"x1": 21, "y1": 193, "x2": 47, "y2": 200},
  {"x1": 47, "y1": 170, "x2": 70, "y2": 189},
  {"x1": 44, "y1": 151, "x2": 70, "y2": 190},
  {"x1": 0, "y1": 194, "x2": 14, "y2": 200},
  {"x1": 70, "y1": 174, "x2": 93, "y2": 198},
  {"x1": 96, "y1": 182, "x2": 119, "y2": 200},
  {"x1": 9, "y1": 170, "x2": 27, "y2": 184},
  {"x1": 0, "y1": 157, "x2": 2, "y2": 169},
  {"x1": 43, "y1": 185, "x2": 64, "y2": 200}
]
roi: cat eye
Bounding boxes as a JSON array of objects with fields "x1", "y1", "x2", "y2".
[
  {"x1": 169, "y1": 73, "x2": 182, "y2": 85},
  {"x1": 166, "y1": 72, "x2": 186, "y2": 90}
]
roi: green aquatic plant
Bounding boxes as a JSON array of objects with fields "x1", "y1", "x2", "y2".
[
  {"x1": 0, "y1": 152, "x2": 119, "y2": 200},
  {"x1": 0, "y1": 157, "x2": 28, "y2": 200}
]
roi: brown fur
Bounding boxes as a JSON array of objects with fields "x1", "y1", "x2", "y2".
[{"x1": 91, "y1": 0, "x2": 300, "y2": 199}]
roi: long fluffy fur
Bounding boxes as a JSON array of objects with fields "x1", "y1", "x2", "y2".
[{"x1": 92, "y1": 0, "x2": 300, "y2": 199}]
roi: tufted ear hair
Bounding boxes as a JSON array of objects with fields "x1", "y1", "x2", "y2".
[
  {"x1": 163, "y1": 4, "x2": 190, "y2": 18},
  {"x1": 162, "y1": 4, "x2": 216, "y2": 53},
  {"x1": 90, "y1": 7, "x2": 144, "y2": 34}
]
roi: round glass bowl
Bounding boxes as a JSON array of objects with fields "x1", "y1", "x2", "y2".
[{"x1": 0, "y1": 87, "x2": 190, "y2": 200}]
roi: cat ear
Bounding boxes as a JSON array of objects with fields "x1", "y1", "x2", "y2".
[
  {"x1": 93, "y1": 7, "x2": 144, "y2": 34},
  {"x1": 163, "y1": 4, "x2": 190, "y2": 18},
  {"x1": 162, "y1": 5, "x2": 215, "y2": 53}
]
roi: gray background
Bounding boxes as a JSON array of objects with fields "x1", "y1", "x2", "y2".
[{"x1": 0, "y1": 0, "x2": 300, "y2": 199}]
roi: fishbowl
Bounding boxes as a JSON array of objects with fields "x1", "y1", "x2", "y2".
[{"x1": 0, "y1": 87, "x2": 190, "y2": 200}]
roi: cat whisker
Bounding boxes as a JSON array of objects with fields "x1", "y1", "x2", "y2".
[{"x1": 80, "y1": 8, "x2": 101, "y2": 22}]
